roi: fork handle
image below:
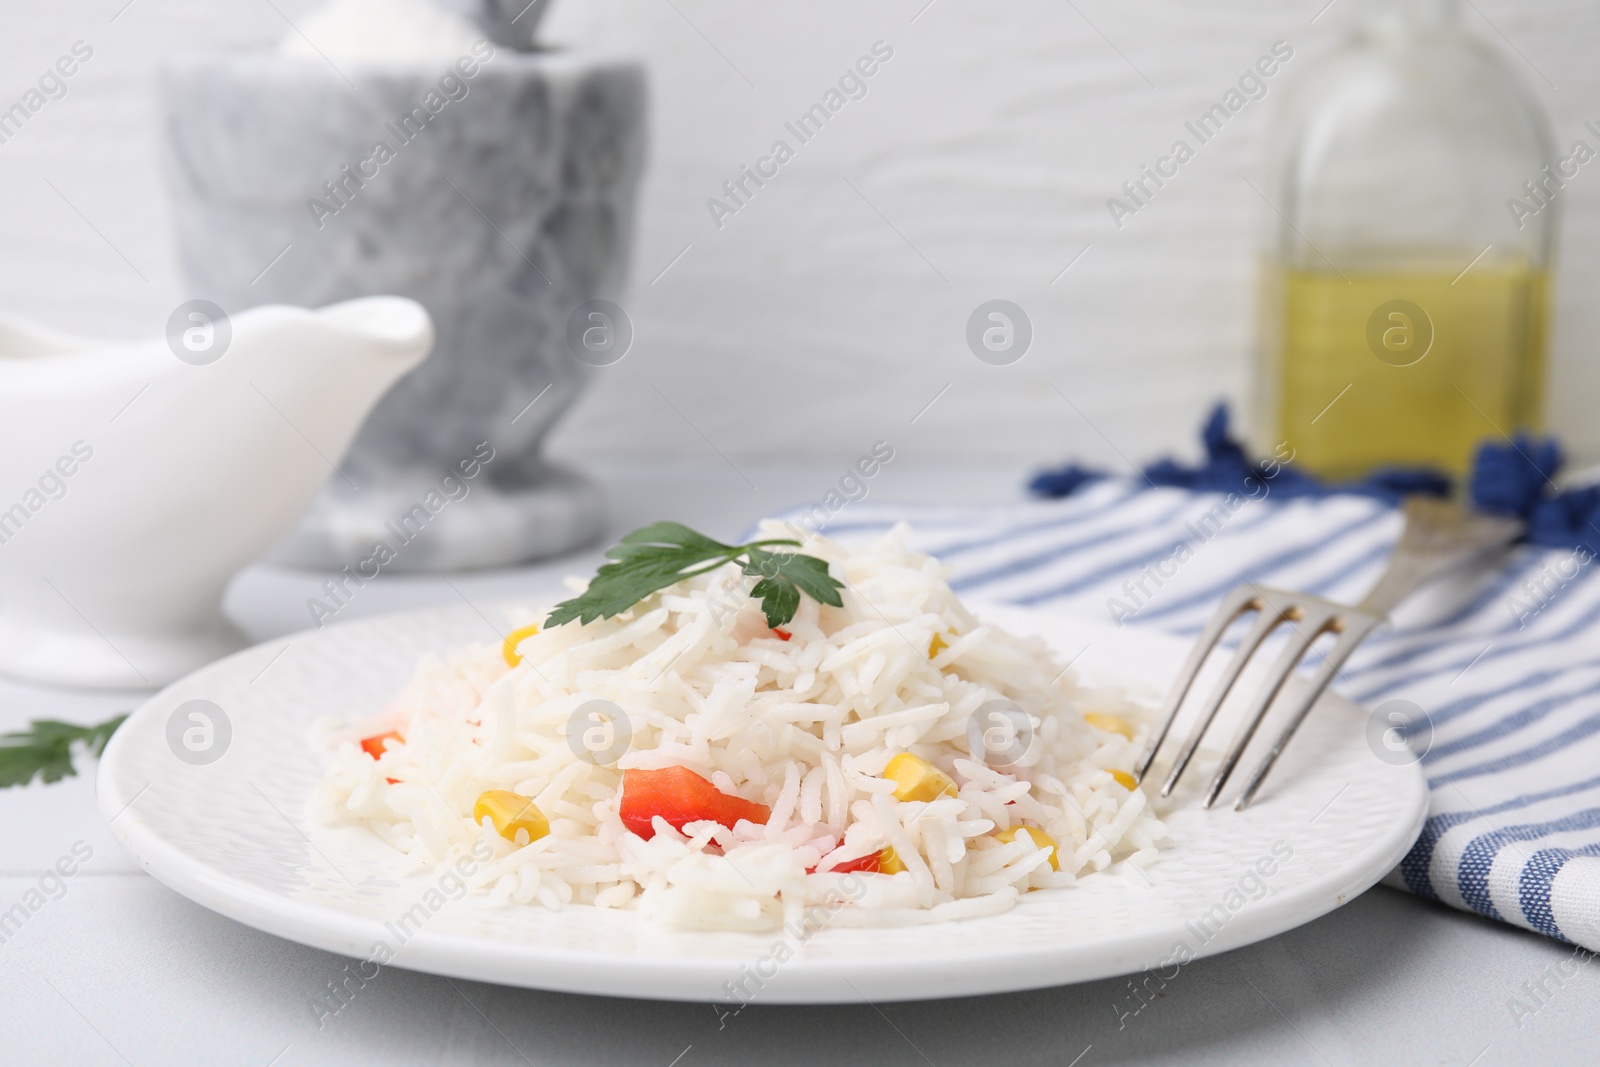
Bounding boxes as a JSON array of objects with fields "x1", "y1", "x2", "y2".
[{"x1": 1356, "y1": 497, "x2": 1523, "y2": 617}]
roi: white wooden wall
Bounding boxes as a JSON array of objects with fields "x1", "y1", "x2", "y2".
[{"x1": 3, "y1": 0, "x2": 1595, "y2": 473}]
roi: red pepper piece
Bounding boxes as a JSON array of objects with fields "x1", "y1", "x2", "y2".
[
  {"x1": 772, "y1": 627, "x2": 793, "y2": 642},
  {"x1": 807, "y1": 840, "x2": 884, "y2": 874},
  {"x1": 360, "y1": 732, "x2": 404, "y2": 783},
  {"x1": 827, "y1": 851, "x2": 882, "y2": 874},
  {"x1": 619, "y1": 767, "x2": 771, "y2": 840},
  {"x1": 360, "y1": 731, "x2": 403, "y2": 760}
]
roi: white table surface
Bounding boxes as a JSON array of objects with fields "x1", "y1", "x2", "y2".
[{"x1": 2, "y1": 460, "x2": 1596, "y2": 1067}]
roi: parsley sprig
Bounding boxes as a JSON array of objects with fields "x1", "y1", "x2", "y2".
[
  {"x1": 0, "y1": 713, "x2": 126, "y2": 789},
  {"x1": 546, "y1": 522, "x2": 845, "y2": 629}
]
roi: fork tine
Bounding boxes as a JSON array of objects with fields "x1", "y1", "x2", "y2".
[
  {"x1": 1200, "y1": 605, "x2": 1339, "y2": 809},
  {"x1": 1157, "y1": 599, "x2": 1294, "y2": 797},
  {"x1": 1133, "y1": 584, "x2": 1261, "y2": 783},
  {"x1": 1231, "y1": 614, "x2": 1383, "y2": 811}
]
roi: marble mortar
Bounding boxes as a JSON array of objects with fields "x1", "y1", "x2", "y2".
[{"x1": 160, "y1": 48, "x2": 646, "y2": 571}]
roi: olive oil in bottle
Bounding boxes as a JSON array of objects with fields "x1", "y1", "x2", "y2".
[
  {"x1": 1269, "y1": 259, "x2": 1547, "y2": 478},
  {"x1": 1256, "y1": 0, "x2": 1556, "y2": 478}
]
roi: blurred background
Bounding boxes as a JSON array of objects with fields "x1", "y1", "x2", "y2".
[{"x1": 7, "y1": 0, "x2": 1595, "y2": 479}]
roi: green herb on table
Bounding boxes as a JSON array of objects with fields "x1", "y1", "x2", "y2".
[
  {"x1": 545, "y1": 522, "x2": 845, "y2": 630},
  {"x1": 0, "y1": 713, "x2": 127, "y2": 789}
]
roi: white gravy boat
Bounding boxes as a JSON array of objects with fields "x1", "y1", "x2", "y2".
[{"x1": 0, "y1": 297, "x2": 432, "y2": 689}]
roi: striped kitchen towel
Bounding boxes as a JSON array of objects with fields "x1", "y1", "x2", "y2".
[{"x1": 805, "y1": 480, "x2": 1600, "y2": 950}]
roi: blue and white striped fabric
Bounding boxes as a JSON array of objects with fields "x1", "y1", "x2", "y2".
[{"x1": 809, "y1": 481, "x2": 1600, "y2": 950}]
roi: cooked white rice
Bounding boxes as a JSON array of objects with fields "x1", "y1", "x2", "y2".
[{"x1": 311, "y1": 522, "x2": 1168, "y2": 930}]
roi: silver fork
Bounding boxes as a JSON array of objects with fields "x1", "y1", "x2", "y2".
[{"x1": 1133, "y1": 496, "x2": 1524, "y2": 811}]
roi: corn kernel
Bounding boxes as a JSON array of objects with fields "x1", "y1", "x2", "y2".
[
  {"x1": 473, "y1": 789, "x2": 550, "y2": 845},
  {"x1": 996, "y1": 826, "x2": 1060, "y2": 871},
  {"x1": 928, "y1": 632, "x2": 949, "y2": 659},
  {"x1": 877, "y1": 846, "x2": 906, "y2": 874},
  {"x1": 884, "y1": 752, "x2": 958, "y2": 802},
  {"x1": 501, "y1": 623, "x2": 540, "y2": 667},
  {"x1": 1083, "y1": 712, "x2": 1135, "y2": 740},
  {"x1": 1109, "y1": 769, "x2": 1138, "y2": 791}
]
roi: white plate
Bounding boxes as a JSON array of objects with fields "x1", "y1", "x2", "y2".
[{"x1": 98, "y1": 603, "x2": 1427, "y2": 1004}]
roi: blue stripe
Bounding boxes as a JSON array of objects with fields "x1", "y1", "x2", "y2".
[
  {"x1": 1151, "y1": 521, "x2": 1394, "y2": 631},
  {"x1": 1421, "y1": 673, "x2": 1600, "y2": 764},
  {"x1": 919, "y1": 484, "x2": 1146, "y2": 561},
  {"x1": 1399, "y1": 772, "x2": 1600, "y2": 898},
  {"x1": 950, "y1": 494, "x2": 1203, "y2": 593},
  {"x1": 763, "y1": 485, "x2": 1143, "y2": 550},
  {"x1": 1431, "y1": 711, "x2": 1600, "y2": 789},
  {"x1": 1015, "y1": 504, "x2": 1391, "y2": 608},
  {"x1": 1519, "y1": 842, "x2": 1600, "y2": 940},
  {"x1": 1348, "y1": 568, "x2": 1600, "y2": 702},
  {"x1": 1458, "y1": 808, "x2": 1600, "y2": 919},
  {"x1": 1412, "y1": 666, "x2": 1572, "y2": 731},
  {"x1": 1340, "y1": 554, "x2": 1551, "y2": 684}
]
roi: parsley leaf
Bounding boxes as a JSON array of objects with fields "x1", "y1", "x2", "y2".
[
  {"x1": 612, "y1": 522, "x2": 730, "y2": 559},
  {"x1": 545, "y1": 522, "x2": 845, "y2": 630},
  {"x1": 742, "y1": 548, "x2": 845, "y2": 628},
  {"x1": 0, "y1": 713, "x2": 127, "y2": 789}
]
